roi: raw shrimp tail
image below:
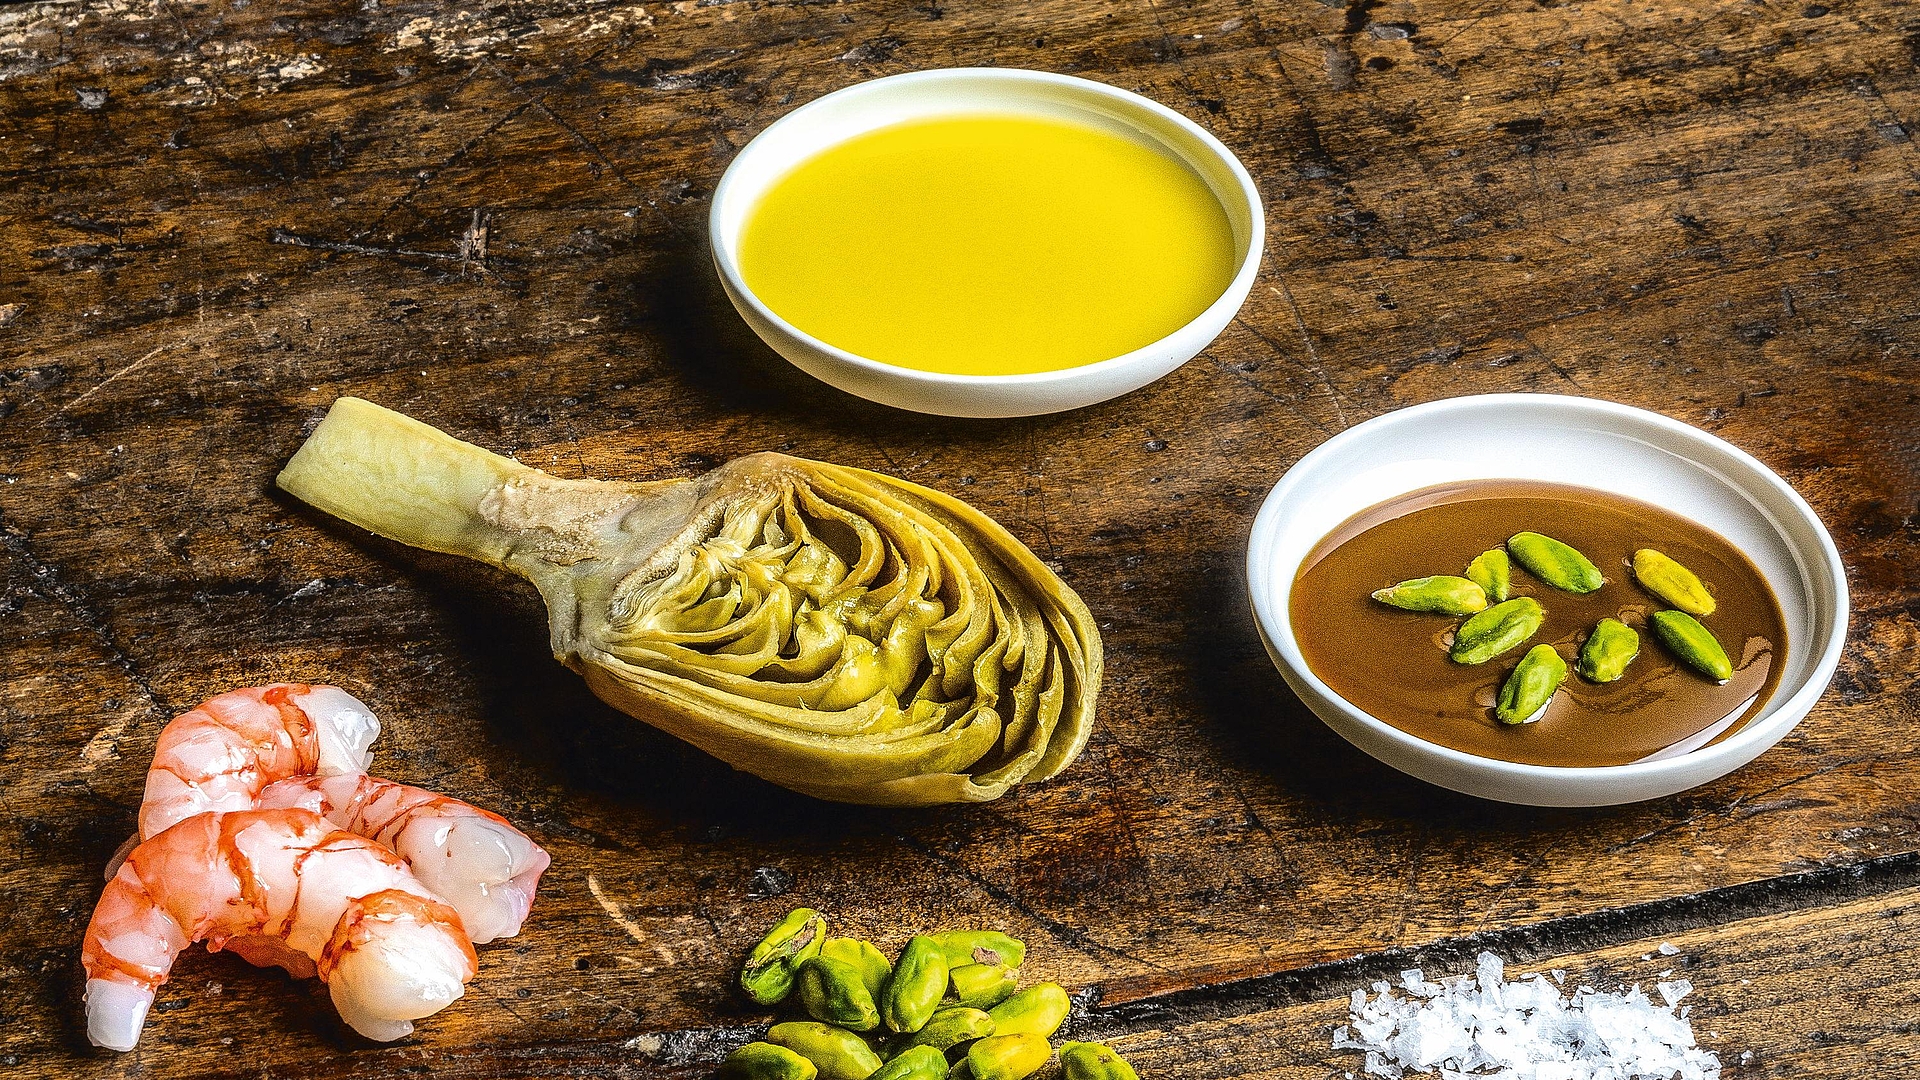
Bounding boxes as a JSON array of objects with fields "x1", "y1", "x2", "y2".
[
  {"x1": 81, "y1": 867, "x2": 186, "y2": 1051},
  {"x1": 84, "y1": 978, "x2": 159, "y2": 1054},
  {"x1": 81, "y1": 810, "x2": 477, "y2": 1050}
]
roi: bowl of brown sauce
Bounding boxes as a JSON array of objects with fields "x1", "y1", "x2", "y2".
[{"x1": 1246, "y1": 394, "x2": 1848, "y2": 806}]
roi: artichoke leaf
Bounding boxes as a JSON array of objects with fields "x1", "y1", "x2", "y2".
[
  {"x1": 277, "y1": 397, "x2": 1101, "y2": 806},
  {"x1": 580, "y1": 663, "x2": 1007, "y2": 789},
  {"x1": 763, "y1": 609, "x2": 849, "y2": 680}
]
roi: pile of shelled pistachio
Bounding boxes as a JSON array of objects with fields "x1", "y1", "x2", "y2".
[{"x1": 722, "y1": 908, "x2": 1138, "y2": 1079}]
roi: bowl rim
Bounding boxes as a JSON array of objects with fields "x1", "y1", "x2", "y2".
[
  {"x1": 1245, "y1": 392, "x2": 1851, "y2": 783},
  {"x1": 707, "y1": 66, "x2": 1267, "y2": 387}
]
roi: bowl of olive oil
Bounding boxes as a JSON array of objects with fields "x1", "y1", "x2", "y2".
[{"x1": 709, "y1": 68, "x2": 1264, "y2": 417}]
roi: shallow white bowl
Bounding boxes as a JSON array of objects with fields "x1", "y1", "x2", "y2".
[
  {"x1": 708, "y1": 68, "x2": 1265, "y2": 418},
  {"x1": 1245, "y1": 394, "x2": 1849, "y2": 807}
]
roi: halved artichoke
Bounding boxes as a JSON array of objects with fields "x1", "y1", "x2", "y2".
[{"x1": 277, "y1": 398, "x2": 1101, "y2": 805}]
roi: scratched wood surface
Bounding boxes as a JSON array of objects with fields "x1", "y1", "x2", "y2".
[
  {"x1": 1, "y1": 0, "x2": 1917, "y2": 1076},
  {"x1": 1087, "y1": 877, "x2": 1920, "y2": 1078}
]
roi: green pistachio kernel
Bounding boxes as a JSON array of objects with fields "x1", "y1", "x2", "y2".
[
  {"x1": 1508, "y1": 531, "x2": 1605, "y2": 594},
  {"x1": 766, "y1": 1022, "x2": 883, "y2": 1080},
  {"x1": 1466, "y1": 548, "x2": 1512, "y2": 603},
  {"x1": 723, "y1": 1042, "x2": 820, "y2": 1080},
  {"x1": 1450, "y1": 597, "x2": 1546, "y2": 665},
  {"x1": 1496, "y1": 644, "x2": 1568, "y2": 725},
  {"x1": 927, "y1": 931, "x2": 1026, "y2": 970},
  {"x1": 1577, "y1": 617, "x2": 1640, "y2": 683},
  {"x1": 882, "y1": 936, "x2": 950, "y2": 1034},
  {"x1": 1059, "y1": 1042, "x2": 1141, "y2": 1080},
  {"x1": 1632, "y1": 548, "x2": 1717, "y2": 615},
  {"x1": 948, "y1": 963, "x2": 1019, "y2": 1010},
  {"x1": 797, "y1": 956, "x2": 881, "y2": 1032},
  {"x1": 741, "y1": 908, "x2": 827, "y2": 1005},
  {"x1": 897, "y1": 1006, "x2": 995, "y2": 1054},
  {"x1": 821, "y1": 937, "x2": 893, "y2": 1002},
  {"x1": 985, "y1": 982, "x2": 1070, "y2": 1040},
  {"x1": 1650, "y1": 609, "x2": 1733, "y2": 683},
  {"x1": 1371, "y1": 575, "x2": 1489, "y2": 615},
  {"x1": 966, "y1": 1034, "x2": 1053, "y2": 1080},
  {"x1": 870, "y1": 1045, "x2": 950, "y2": 1080}
]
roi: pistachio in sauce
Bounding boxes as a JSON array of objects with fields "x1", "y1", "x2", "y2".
[{"x1": 1290, "y1": 480, "x2": 1785, "y2": 768}]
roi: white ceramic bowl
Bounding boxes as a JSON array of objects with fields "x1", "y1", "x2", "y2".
[
  {"x1": 708, "y1": 68, "x2": 1265, "y2": 418},
  {"x1": 1246, "y1": 394, "x2": 1849, "y2": 807}
]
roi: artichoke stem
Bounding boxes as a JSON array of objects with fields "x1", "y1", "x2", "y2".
[{"x1": 277, "y1": 397, "x2": 532, "y2": 570}]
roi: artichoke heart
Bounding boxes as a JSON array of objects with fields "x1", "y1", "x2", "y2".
[{"x1": 276, "y1": 398, "x2": 1101, "y2": 805}]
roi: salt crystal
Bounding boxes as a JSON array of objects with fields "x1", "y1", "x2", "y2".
[
  {"x1": 1364, "y1": 1049, "x2": 1402, "y2": 1078},
  {"x1": 1332, "y1": 950, "x2": 1722, "y2": 1080},
  {"x1": 1402, "y1": 968, "x2": 1443, "y2": 997},
  {"x1": 1477, "y1": 952, "x2": 1506, "y2": 985},
  {"x1": 1657, "y1": 943, "x2": 1681, "y2": 957}
]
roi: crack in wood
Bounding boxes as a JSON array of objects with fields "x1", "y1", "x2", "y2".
[
  {"x1": 0, "y1": 521, "x2": 175, "y2": 730},
  {"x1": 1083, "y1": 850, "x2": 1920, "y2": 1034}
]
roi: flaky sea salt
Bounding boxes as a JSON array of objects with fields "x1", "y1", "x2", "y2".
[
  {"x1": 1332, "y1": 951, "x2": 1722, "y2": 1080},
  {"x1": 1657, "y1": 979, "x2": 1694, "y2": 1008}
]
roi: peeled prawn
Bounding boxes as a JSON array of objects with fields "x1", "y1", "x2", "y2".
[
  {"x1": 138, "y1": 684, "x2": 381, "y2": 839},
  {"x1": 83, "y1": 808, "x2": 476, "y2": 1051},
  {"x1": 257, "y1": 773, "x2": 550, "y2": 943}
]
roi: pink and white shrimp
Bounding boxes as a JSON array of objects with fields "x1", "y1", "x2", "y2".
[
  {"x1": 258, "y1": 773, "x2": 551, "y2": 944},
  {"x1": 137, "y1": 683, "x2": 381, "y2": 839},
  {"x1": 82, "y1": 808, "x2": 476, "y2": 1051}
]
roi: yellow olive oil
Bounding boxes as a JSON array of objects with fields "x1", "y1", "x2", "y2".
[{"x1": 737, "y1": 113, "x2": 1238, "y2": 376}]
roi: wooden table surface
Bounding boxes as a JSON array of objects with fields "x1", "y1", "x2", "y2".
[{"x1": 3, "y1": 0, "x2": 1917, "y2": 1076}]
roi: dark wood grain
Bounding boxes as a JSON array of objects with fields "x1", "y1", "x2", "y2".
[
  {"x1": 1, "y1": 0, "x2": 1916, "y2": 1076},
  {"x1": 1087, "y1": 875, "x2": 1920, "y2": 1078}
]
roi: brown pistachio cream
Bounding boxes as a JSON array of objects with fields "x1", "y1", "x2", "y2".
[{"x1": 1291, "y1": 480, "x2": 1787, "y2": 767}]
